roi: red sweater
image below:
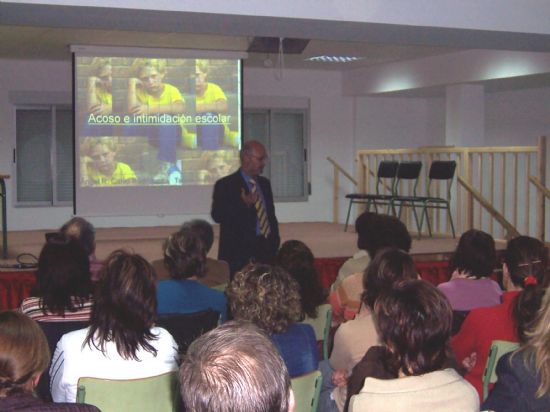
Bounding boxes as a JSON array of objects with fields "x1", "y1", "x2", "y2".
[{"x1": 451, "y1": 291, "x2": 520, "y2": 400}]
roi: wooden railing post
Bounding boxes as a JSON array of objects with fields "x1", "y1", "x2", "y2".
[
  {"x1": 326, "y1": 157, "x2": 358, "y2": 224},
  {"x1": 537, "y1": 136, "x2": 547, "y2": 241},
  {"x1": 462, "y1": 150, "x2": 473, "y2": 230},
  {"x1": 333, "y1": 165, "x2": 339, "y2": 223}
]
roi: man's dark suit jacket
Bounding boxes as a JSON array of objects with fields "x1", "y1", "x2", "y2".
[{"x1": 211, "y1": 169, "x2": 280, "y2": 275}]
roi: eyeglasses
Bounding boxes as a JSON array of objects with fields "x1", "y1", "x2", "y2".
[{"x1": 249, "y1": 154, "x2": 268, "y2": 162}]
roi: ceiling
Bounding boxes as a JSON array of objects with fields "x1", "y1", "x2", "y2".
[
  {"x1": 0, "y1": 25, "x2": 460, "y2": 71},
  {"x1": 1, "y1": 2, "x2": 550, "y2": 97}
]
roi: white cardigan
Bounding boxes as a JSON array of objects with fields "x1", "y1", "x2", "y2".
[
  {"x1": 349, "y1": 368, "x2": 479, "y2": 412},
  {"x1": 50, "y1": 326, "x2": 178, "y2": 403}
]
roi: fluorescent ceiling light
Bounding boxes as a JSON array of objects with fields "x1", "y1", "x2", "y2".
[{"x1": 306, "y1": 55, "x2": 364, "y2": 63}]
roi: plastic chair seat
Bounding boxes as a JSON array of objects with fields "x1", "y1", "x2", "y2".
[
  {"x1": 291, "y1": 370, "x2": 322, "y2": 412},
  {"x1": 301, "y1": 304, "x2": 332, "y2": 360},
  {"x1": 156, "y1": 309, "x2": 219, "y2": 355},
  {"x1": 76, "y1": 371, "x2": 179, "y2": 412},
  {"x1": 482, "y1": 340, "x2": 519, "y2": 401}
]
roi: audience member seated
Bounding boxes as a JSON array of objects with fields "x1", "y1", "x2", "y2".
[
  {"x1": 329, "y1": 213, "x2": 412, "y2": 325},
  {"x1": 277, "y1": 239, "x2": 327, "y2": 320},
  {"x1": 20, "y1": 237, "x2": 93, "y2": 322},
  {"x1": 50, "y1": 250, "x2": 178, "y2": 402},
  {"x1": 60, "y1": 217, "x2": 103, "y2": 281},
  {"x1": 180, "y1": 320, "x2": 295, "y2": 412},
  {"x1": 319, "y1": 247, "x2": 417, "y2": 412},
  {"x1": 483, "y1": 269, "x2": 550, "y2": 412},
  {"x1": 347, "y1": 280, "x2": 479, "y2": 412},
  {"x1": 0, "y1": 311, "x2": 99, "y2": 411},
  {"x1": 227, "y1": 263, "x2": 318, "y2": 378},
  {"x1": 152, "y1": 219, "x2": 230, "y2": 288},
  {"x1": 437, "y1": 229, "x2": 501, "y2": 311},
  {"x1": 156, "y1": 226, "x2": 227, "y2": 322},
  {"x1": 452, "y1": 235, "x2": 548, "y2": 399},
  {"x1": 334, "y1": 212, "x2": 377, "y2": 286}
]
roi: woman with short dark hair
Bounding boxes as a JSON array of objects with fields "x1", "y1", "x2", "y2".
[
  {"x1": 348, "y1": 280, "x2": 479, "y2": 412},
  {"x1": 227, "y1": 263, "x2": 318, "y2": 378},
  {"x1": 276, "y1": 240, "x2": 326, "y2": 319},
  {"x1": 156, "y1": 227, "x2": 227, "y2": 322},
  {"x1": 50, "y1": 250, "x2": 178, "y2": 402},
  {"x1": 0, "y1": 311, "x2": 99, "y2": 411},
  {"x1": 20, "y1": 237, "x2": 93, "y2": 321},
  {"x1": 437, "y1": 229, "x2": 501, "y2": 311}
]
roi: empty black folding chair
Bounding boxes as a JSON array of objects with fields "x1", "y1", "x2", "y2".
[
  {"x1": 389, "y1": 161, "x2": 423, "y2": 236},
  {"x1": 419, "y1": 160, "x2": 457, "y2": 238},
  {"x1": 344, "y1": 160, "x2": 398, "y2": 231}
]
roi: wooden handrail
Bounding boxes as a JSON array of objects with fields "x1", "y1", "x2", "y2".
[
  {"x1": 457, "y1": 176, "x2": 520, "y2": 239},
  {"x1": 326, "y1": 157, "x2": 357, "y2": 185},
  {"x1": 529, "y1": 175, "x2": 550, "y2": 200},
  {"x1": 327, "y1": 157, "x2": 357, "y2": 223}
]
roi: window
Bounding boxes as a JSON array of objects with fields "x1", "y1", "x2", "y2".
[
  {"x1": 15, "y1": 105, "x2": 73, "y2": 206},
  {"x1": 243, "y1": 109, "x2": 309, "y2": 201}
]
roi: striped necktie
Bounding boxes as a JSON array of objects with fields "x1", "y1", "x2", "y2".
[{"x1": 249, "y1": 179, "x2": 271, "y2": 238}]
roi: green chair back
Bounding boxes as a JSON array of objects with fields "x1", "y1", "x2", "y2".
[
  {"x1": 291, "y1": 370, "x2": 322, "y2": 412},
  {"x1": 482, "y1": 339, "x2": 519, "y2": 400},
  {"x1": 211, "y1": 282, "x2": 228, "y2": 292},
  {"x1": 302, "y1": 303, "x2": 332, "y2": 360},
  {"x1": 76, "y1": 371, "x2": 179, "y2": 412}
]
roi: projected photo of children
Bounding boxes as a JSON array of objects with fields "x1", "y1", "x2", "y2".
[
  {"x1": 78, "y1": 57, "x2": 116, "y2": 136},
  {"x1": 182, "y1": 59, "x2": 240, "y2": 150},
  {"x1": 80, "y1": 137, "x2": 137, "y2": 187},
  {"x1": 197, "y1": 150, "x2": 240, "y2": 185}
]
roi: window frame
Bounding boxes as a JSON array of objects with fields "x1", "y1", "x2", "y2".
[
  {"x1": 243, "y1": 107, "x2": 310, "y2": 202},
  {"x1": 13, "y1": 104, "x2": 74, "y2": 207}
]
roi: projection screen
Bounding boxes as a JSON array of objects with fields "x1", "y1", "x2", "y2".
[{"x1": 72, "y1": 46, "x2": 243, "y2": 216}]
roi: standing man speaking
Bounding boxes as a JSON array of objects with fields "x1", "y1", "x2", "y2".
[{"x1": 211, "y1": 140, "x2": 280, "y2": 276}]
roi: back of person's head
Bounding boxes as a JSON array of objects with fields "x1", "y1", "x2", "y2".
[
  {"x1": 59, "y1": 216, "x2": 96, "y2": 256},
  {"x1": 180, "y1": 219, "x2": 214, "y2": 253},
  {"x1": 364, "y1": 214, "x2": 412, "y2": 259},
  {"x1": 362, "y1": 247, "x2": 417, "y2": 309},
  {"x1": 526, "y1": 281, "x2": 550, "y2": 398},
  {"x1": 355, "y1": 212, "x2": 379, "y2": 251},
  {"x1": 375, "y1": 279, "x2": 452, "y2": 376},
  {"x1": 36, "y1": 236, "x2": 92, "y2": 316},
  {"x1": 163, "y1": 227, "x2": 207, "y2": 280},
  {"x1": 0, "y1": 311, "x2": 50, "y2": 398},
  {"x1": 276, "y1": 240, "x2": 325, "y2": 319},
  {"x1": 504, "y1": 236, "x2": 549, "y2": 343},
  {"x1": 180, "y1": 321, "x2": 293, "y2": 412},
  {"x1": 449, "y1": 229, "x2": 496, "y2": 277},
  {"x1": 86, "y1": 250, "x2": 158, "y2": 360},
  {"x1": 227, "y1": 264, "x2": 302, "y2": 334}
]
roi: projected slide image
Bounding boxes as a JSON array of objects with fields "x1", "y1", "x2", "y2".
[
  {"x1": 75, "y1": 56, "x2": 241, "y2": 188},
  {"x1": 80, "y1": 136, "x2": 240, "y2": 187}
]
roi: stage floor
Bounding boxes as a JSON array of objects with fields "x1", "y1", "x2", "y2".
[{"x1": 1, "y1": 222, "x2": 506, "y2": 267}]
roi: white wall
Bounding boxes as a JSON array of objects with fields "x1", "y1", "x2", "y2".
[
  {"x1": 244, "y1": 67, "x2": 355, "y2": 224},
  {"x1": 354, "y1": 96, "x2": 445, "y2": 150},
  {"x1": 486, "y1": 86, "x2": 550, "y2": 145},
  {"x1": 0, "y1": 59, "x2": 355, "y2": 230}
]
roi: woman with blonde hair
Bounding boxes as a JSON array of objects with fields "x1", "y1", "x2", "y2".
[
  {"x1": 227, "y1": 263, "x2": 318, "y2": 377},
  {"x1": 0, "y1": 311, "x2": 99, "y2": 410},
  {"x1": 483, "y1": 269, "x2": 550, "y2": 411}
]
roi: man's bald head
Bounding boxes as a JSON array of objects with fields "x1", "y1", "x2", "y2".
[{"x1": 240, "y1": 140, "x2": 268, "y2": 177}]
